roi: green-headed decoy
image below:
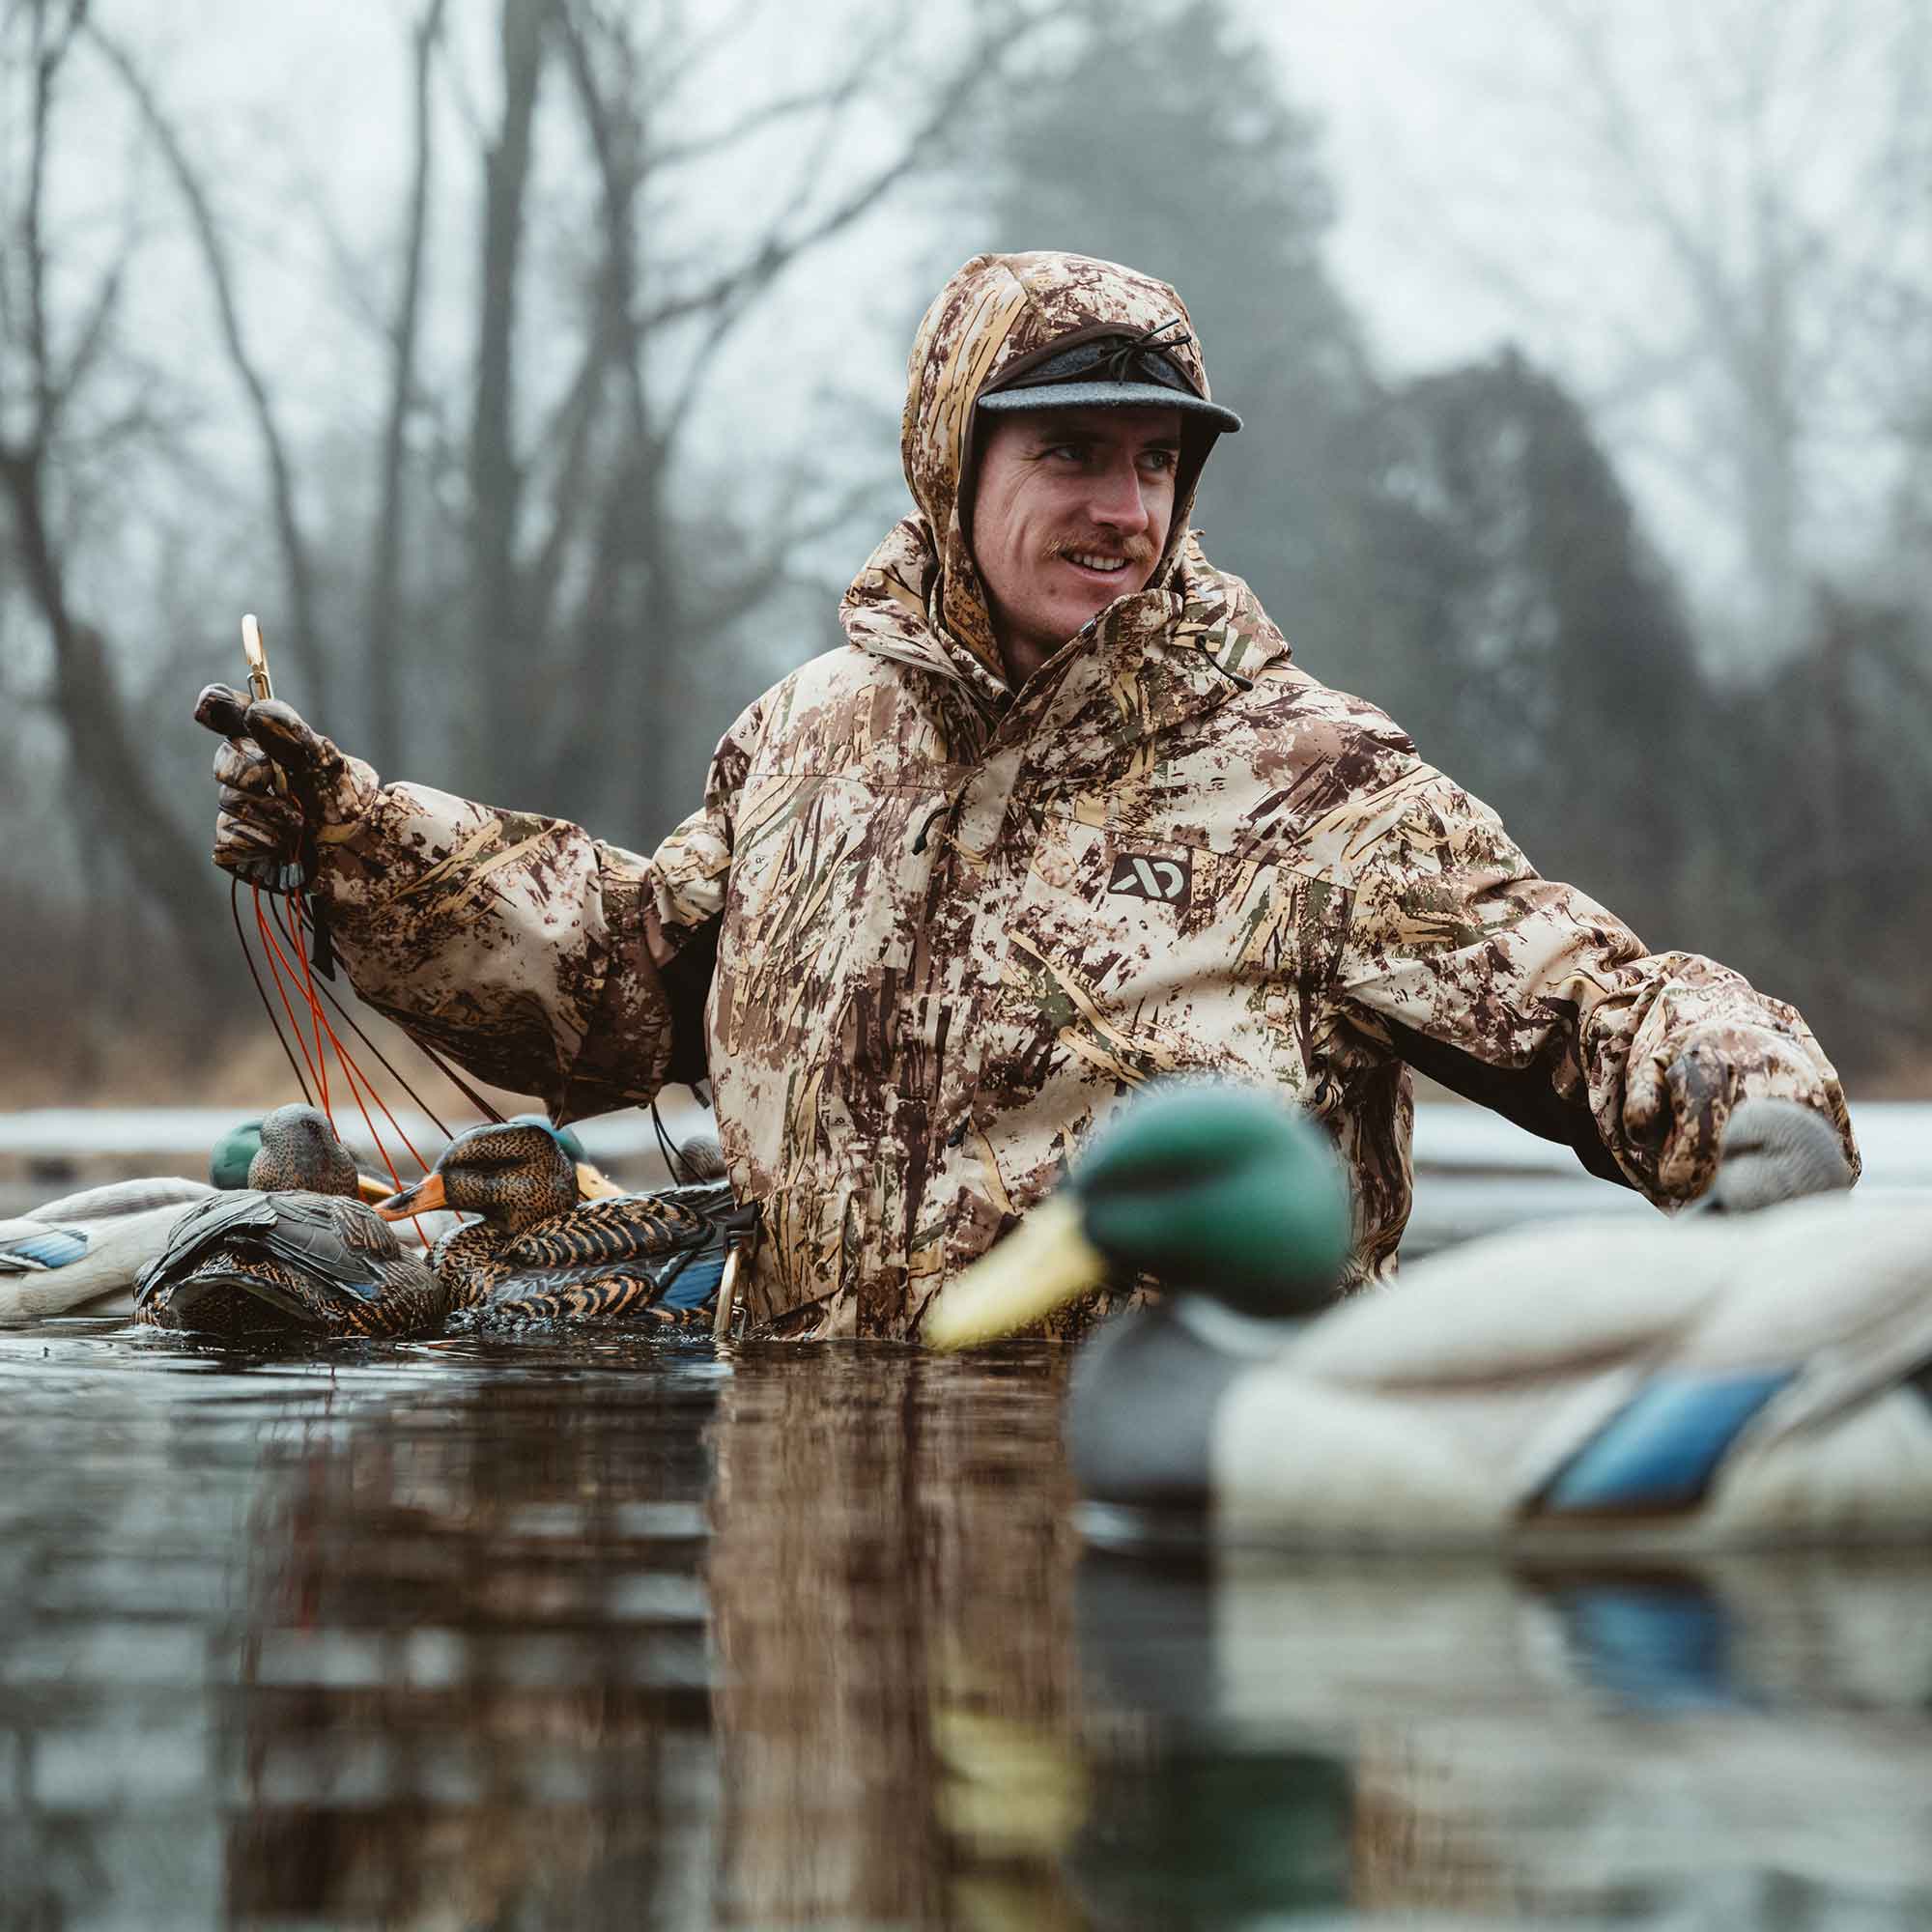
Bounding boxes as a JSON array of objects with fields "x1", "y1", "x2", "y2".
[{"x1": 926, "y1": 1087, "x2": 1928, "y2": 1549}]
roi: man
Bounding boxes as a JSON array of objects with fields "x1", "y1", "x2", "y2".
[{"x1": 200, "y1": 251, "x2": 1858, "y2": 1338}]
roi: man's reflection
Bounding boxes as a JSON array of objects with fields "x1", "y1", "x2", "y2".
[
  {"x1": 704, "y1": 1342, "x2": 1091, "y2": 1927},
  {"x1": 212, "y1": 1339, "x2": 1932, "y2": 1927}
]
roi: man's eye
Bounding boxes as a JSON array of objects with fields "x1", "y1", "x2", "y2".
[{"x1": 1143, "y1": 449, "x2": 1179, "y2": 473}]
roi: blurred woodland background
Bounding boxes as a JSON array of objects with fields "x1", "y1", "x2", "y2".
[{"x1": 3, "y1": 0, "x2": 1930, "y2": 1102}]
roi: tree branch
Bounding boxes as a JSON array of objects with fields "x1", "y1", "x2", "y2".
[
  {"x1": 647, "y1": 78, "x2": 879, "y2": 171},
  {"x1": 86, "y1": 23, "x2": 332, "y2": 720},
  {"x1": 365, "y1": 0, "x2": 448, "y2": 774},
  {"x1": 635, "y1": 8, "x2": 1028, "y2": 336},
  {"x1": 469, "y1": 0, "x2": 554, "y2": 788},
  {"x1": 0, "y1": 443, "x2": 234, "y2": 989}
]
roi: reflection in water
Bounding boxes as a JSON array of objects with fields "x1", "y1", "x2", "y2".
[
  {"x1": 1076, "y1": 1548, "x2": 1932, "y2": 1923},
  {"x1": 706, "y1": 1341, "x2": 1086, "y2": 1929},
  {"x1": 0, "y1": 1321, "x2": 1929, "y2": 1927},
  {"x1": 220, "y1": 1341, "x2": 726, "y2": 1926}
]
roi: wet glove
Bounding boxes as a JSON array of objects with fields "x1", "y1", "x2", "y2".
[{"x1": 194, "y1": 683, "x2": 381, "y2": 894}]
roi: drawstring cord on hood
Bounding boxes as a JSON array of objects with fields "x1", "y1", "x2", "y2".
[
  {"x1": 912, "y1": 786, "x2": 967, "y2": 855},
  {"x1": 1199, "y1": 638, "x2": 1254, "y2": 692}
]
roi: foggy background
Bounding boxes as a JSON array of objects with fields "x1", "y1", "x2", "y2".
[{"x1": 4, "y1": 0, "x2": 1928, "y2": 1104}]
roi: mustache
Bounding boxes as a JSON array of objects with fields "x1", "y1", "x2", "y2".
[{"x1": 1043, "y1": 532, "x2": 1158, "y2": 567}]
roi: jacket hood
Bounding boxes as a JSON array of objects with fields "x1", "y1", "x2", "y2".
[{"x1": 895, "y1": 251, "x2": 1228, "y2": 690}]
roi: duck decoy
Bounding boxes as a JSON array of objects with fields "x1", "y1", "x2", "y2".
[
  {"x1": 208, "y1": 1116, "x2": 397, "y2": 1204},
  {"x1": 135, "y1": 1103, "x2": 446, "y2": 1340},
  {"x1": 502, "y1": 1111, "x2": 634, "y2": 1201},
  {"x1": 923, "y1": 1086, "x2": 1928, "y2": 1549},
  {"x1": 0, "y1": 1103, "x2": 421, "y2": 1324},
  {"x1": 1, "y1": 1177, "x2": 218, "y2": 1322},
  {"x1": 375, "y1": 1118, "x2": 747, "y2": 1327}
]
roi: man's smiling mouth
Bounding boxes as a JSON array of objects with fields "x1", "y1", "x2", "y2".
[{"x1": 1065, "y1": 552, "x2": 1129, "y2": 575}]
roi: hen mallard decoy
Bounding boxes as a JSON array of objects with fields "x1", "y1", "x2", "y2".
[
  {"x1": 1, "y1": 1177, "x2": 218, "y2": 1323},
  {"x1": 923, "y1": 1086, "x2": 1929, "y2": 1549},
  {"x1": 375, "y1": 1118, "x2": 745, "y2": 1327},
  {"x1": 208, "y1": 1117, "x2": 393, "y2": 1204},
  {"x1": 135, "y1": 1103, "x2": 446, "y2": 1340},
  {"x1": 206, "y1": 1112, "x2": 619, "y2": 1209},
  {"x1": 0, "y1": 1105, "x2": 406, "y2": 1324}
]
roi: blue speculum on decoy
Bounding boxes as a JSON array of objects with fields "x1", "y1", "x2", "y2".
[
  {"x1": 926, "y1": 1087, "x2": 1930, "y2": 1549},
  {"x1": 376, "y1": 1119, "x2": 744, "y2": 1327},
  {"x1": 1, "y1": 1177, "x2": 218, "y2": 1322},
  {"x1": 135, "y1": 1103, "x2": 446, "y2": 1340}
]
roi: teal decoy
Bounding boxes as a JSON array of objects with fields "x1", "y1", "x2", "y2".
[{"x1": 923, "y1": 1087, "x2": 1926, "y2": 1549}]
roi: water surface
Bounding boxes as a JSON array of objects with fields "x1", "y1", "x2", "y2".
[{"x1": 2, "y1": 1322, "x2": 1928, "y2": 1928}]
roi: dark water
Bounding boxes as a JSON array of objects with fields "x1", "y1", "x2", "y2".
[{"x1": 3, "y1": 1324, "x2": 1930, "y2": 1930}]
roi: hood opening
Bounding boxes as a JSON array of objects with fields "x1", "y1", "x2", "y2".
[{"x1": 898, "y1": 253, "x2": 1238, "y2": 687}]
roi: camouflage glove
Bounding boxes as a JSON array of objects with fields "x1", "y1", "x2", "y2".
[
  {"x1": 194, "y1": 683, "x2": 381, "y2": 894},
  {"x1": 1624, "y1": 1024, "x2": 1850, "y2": 1204}
]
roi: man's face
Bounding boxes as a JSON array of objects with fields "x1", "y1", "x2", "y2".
[{"x1": 970, "y1": 405, "x2": 1183, "y2": 681}]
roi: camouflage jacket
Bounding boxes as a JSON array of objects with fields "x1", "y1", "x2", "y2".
[{"x1": 309, "y1": 254, "x2": 1857, "y2": 1338}]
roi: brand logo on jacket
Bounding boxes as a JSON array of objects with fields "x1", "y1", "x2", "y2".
[{"x1": 1106, "y1": 849, "x2": 1192, "y2": 912}]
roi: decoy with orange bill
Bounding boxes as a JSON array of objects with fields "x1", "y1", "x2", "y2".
[{"x1": 376, "y1": 1118, "x2": 747, "y2": 1327}]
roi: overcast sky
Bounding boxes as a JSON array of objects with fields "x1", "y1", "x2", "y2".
[{"x1": 64, "y1": 0, "x2": 1919, "y2": 669}]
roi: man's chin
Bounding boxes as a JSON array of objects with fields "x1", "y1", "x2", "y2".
[{"x1": 1055, "y1": 580, "x2": 1140, "y2": 635}]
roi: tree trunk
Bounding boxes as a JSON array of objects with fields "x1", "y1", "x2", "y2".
[
  {"x1": 2, "y1": 452, "x2": 235, "y2": 993},
  {"x1": 468, "y1": 0, "x2": 550, "y2": 799},
  {"x1": 365, "y1": 0, "x2": 448, "y2": 779}
]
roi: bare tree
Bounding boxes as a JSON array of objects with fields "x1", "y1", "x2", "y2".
[
  {"x1": 87, "y1": 20, "x2": 334, "y2": 721},
  {"x1": 0, "y1": 0, "x2": 1051, "y2": 1067},
  {"x1": 467, "y1": 0, "x2": 551, "y2": 786},
  {"x1": 0, "y1": 0, "x2": 233, "y2": 991},
  {"x1": 443, "y1": 0, "x2": 1050, "y2": 829},
  {"x1": 1406, "y1": 0, "x2": 1932, "y2": 668},
  {"x1": 364, "y1": 0, "x2": 449, "y2": 777}
]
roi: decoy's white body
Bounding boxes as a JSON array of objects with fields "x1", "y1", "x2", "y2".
[
  {"x1": 1075, "y1": 1192, "x2": 1932, "y2": 1551},
  {"x1": 0, "y1": 1179, "x2": 216, "y2": 1322}
]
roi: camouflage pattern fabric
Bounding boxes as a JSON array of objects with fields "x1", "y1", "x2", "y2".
[{"x1": 303, "y1": 251, "x2": 1858, "y2": 1339}]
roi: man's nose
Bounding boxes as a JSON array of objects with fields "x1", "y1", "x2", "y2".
[{"x1": 1085, "y1": 456, "x2": 1154, "y2": 531}]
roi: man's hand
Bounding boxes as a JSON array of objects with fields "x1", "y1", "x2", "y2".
[
  {"x1": 194, "y1": 683, "x2": 379, "y2": 894},
  {"x1": 1624, "y1": 1023, "x2": 1854, "y2": 1204}
]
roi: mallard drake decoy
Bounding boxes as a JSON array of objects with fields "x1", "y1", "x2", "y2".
[
  {"x1": 375, "y1": 1119, "x2": 746, "y2": 1326},
  {"x1": 1, "y1": 1177, "x2": 218, "y2": 1323},
  {"x1": 923, "y1": 1087, "x2": 1925, "y2": 1549},
  {"x1": 135, "y1": 1103, "x2": 446, "y2": 1340}
]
